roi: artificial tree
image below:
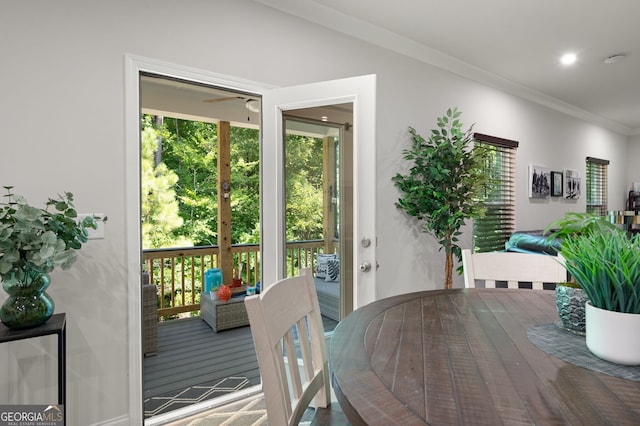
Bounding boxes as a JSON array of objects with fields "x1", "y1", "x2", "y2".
[{"x1": 393, "y1": 108, "x2": 488, "y2": 289}]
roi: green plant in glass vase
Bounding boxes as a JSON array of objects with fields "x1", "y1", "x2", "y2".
[{"x1": 0, "y1": 186, "x2": 99, "y2": 328}]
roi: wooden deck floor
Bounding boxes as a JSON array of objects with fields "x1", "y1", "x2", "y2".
[
  {"x1": 144, "y1": 317, "x2": 260, "y2": 398},
  {"x1": 143, "y1": 313, "x2": 338, "y2": 418}
]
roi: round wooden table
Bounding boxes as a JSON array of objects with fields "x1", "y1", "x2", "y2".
[{"x1": 328, "y1": 288, "x2": 640, "y2": 425}]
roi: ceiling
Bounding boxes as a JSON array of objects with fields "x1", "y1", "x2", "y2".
[
  {"x1": 141, "y1": 74, "x2": 353, "y2": 129},
  {"x1": 256, "y1": 0, "x2": 640, "y2": 135},
  {"x1": 140, "y1": 75, "x2": 262, "y2": 127}
]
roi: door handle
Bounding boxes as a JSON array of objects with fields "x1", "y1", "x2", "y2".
[{"x1": 359, "y1": 262, "x2": 372, "y2": 272}]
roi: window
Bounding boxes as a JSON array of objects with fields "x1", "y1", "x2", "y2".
[
  {"x1": 473, "y1": 133, "x2": 518, "y2": 252},
  {"x1": 586, "y1": 156, "x2": 609, "y2": 216}
]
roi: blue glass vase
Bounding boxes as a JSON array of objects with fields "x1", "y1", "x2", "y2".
[
  {"x1": 204, "y1": 268, "x2": 223, "y2": 294},
  {"x1": 0, "y1": 269, "x2": 55, "y2": 329}
]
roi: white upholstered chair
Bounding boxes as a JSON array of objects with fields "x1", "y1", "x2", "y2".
[
  {"x1": 462, "y1": 249, "x2": 567, "y2": 289},
  {"x1": 244, "y1": 268, "x2": 336, "y2": 425}
]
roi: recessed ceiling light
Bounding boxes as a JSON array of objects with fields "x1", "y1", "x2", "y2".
[
  {"x1": 560, "y1": 53, "x2": 577, "y2": 66},
  {"x1": 604, "y1": 54, "x2": 626, "y2": 64}
]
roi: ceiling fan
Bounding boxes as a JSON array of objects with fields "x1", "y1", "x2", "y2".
[
  {"x1": 203, "y1": 96, "x2": 260, "y2": 113},
  {"x1": 202, "y1": 96, "x2": 246, "y2": 104}
]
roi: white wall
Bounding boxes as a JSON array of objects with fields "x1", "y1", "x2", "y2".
[
  {"x1": 375, "y1": 65, "x2": 630, "y2": 296},
  {"x1": 627, "y1": 135, "x2": 640, "y2": 191},
  {"x1": 0, "y1": 0, "x2": 633, "y2": 424}
]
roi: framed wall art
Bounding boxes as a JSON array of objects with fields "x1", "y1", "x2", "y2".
[
  {"x1": 551, "y1": 171, "x2": 563, "y2": 197},
  {"x1": 564, "y1": 169, "x2": 581, "y2": 199},
  {"x1": 528, "y1": 165, "x2": 550, "y2": 198}
]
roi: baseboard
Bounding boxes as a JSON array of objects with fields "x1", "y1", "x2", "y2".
[{"x1": 89, "y1": 414, "x2": 130, "y2": 426}]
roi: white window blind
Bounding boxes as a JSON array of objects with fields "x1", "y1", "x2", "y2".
[
  {"x1": 586, "y1": 156, "x2": 609, "y2": 216},
  {"x1": 473, "y1": 133, "x2": 518, "y2": 253}
]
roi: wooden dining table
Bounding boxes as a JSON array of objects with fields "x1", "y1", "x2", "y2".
[{"x1": 328, "y1": 288, "x2": 640, "y2": 425}]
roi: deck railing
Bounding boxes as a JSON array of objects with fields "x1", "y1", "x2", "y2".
[{"x1": 143, "y1": 240, "x2": 329, "y2": 320}]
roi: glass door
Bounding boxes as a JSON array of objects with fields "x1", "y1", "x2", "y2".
[
  {"x1": 261, "y1": 75, "x2": 377, "y2": 311},
  {"x1": 283, "y1": 113, "x2": 353, "y2": 320}
]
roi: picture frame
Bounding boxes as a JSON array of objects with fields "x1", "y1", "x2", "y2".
[
  {"x1": 528, "y1": 165, "x2": 550, "y2": 198},
  {"x1": 551, "y1": 171, "x2": 563, "y2": 196},
  {"x1": 564, "y1": 169, "x2": 581, "y2": 199}
]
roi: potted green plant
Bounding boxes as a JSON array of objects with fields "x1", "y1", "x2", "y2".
[
  {"x1": 544, "y1": 212, "x2": 619, "y2": 334},
  {"x1": 560, "y1": 224, "x2": 640, "y2": 365},
  {"x1": 393, "y1": 108, "x2": 488, "y2": 289},
  {"x1": 0, "y1": 186, "x2": 99, "y2": 329},
  {"x1": 544, "y1": 211, "x2": 618, "y2": 241}
]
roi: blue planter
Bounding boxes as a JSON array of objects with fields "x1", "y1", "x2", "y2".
[{"x1": 204, "y1": 268, "x2": 223, "y2": 294}]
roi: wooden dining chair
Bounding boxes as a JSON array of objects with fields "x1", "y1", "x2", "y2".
[
  {"x1": 462, "y1": 249, "x2": 567, "y2": 289},
  {"x1": 244, "y1": 268, "x2": 342, "y2": 425}
]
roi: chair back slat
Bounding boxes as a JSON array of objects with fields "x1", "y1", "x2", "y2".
[
  {"x1": 245, "y1": 268, "x2": 330, "y2": 425},
  {"x1": 283, "y1": 329, "x2": 301, "y2": 401}
]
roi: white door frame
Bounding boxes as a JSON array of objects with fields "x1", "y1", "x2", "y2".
[
  {"x1": 124, "y1": 55, "x2": 376, "y2": 423},
  {"x1": 261, "y1": 75, "x2": 377, "y2": 310},
  {"x1": 124, "y1": 55, "x2": 271, "y2": 424}
]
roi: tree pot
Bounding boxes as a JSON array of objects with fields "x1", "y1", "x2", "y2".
[
  {"x1": 555, "y1": 283, "x2": 587, "y2": 334},
  {"x1": 0, "y1": 271, "x2": 54, "y2": 329},
  {"x1": 585, "y1": 302, "x2": 640, "y2": 365}
]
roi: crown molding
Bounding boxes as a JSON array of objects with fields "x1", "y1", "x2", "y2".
[{"x1": 255, "y1": 0, "x2": 632, "y2": 136}]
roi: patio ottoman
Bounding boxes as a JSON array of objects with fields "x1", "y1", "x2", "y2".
[{"x1": 201, "y1": 293, "x2": 249, "y2": 333}]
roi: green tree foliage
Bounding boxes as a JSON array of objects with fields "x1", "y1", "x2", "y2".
[
  {"x1": 393, "y1": 108, "x2": 488, "y2": 289},
  {"x1": 285, "y1": 134, "x2": 324, "y2": 241},
  {"x1": 229, "y1": 128, "x2": 261, "y2": 244},
  {"x1": 142, "y1": 116, "x2": 261, "y2": 247},
  {"x1": 141, "y1": 115, "x2": 325, "y2": 250},
  {"x1": 140, "y1": 122, "x2": 187, "y2": 248},
  {"x1": 161, "y1": 118, "x2": 219, "y2": 246}
]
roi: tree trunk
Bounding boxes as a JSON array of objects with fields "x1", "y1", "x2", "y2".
[
  {"x1": 444, "y1": 239, "x2": 453, "y2": 289},
  {"x1": 153, "y1": 115, "x2": 163, "y2": 166}
]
